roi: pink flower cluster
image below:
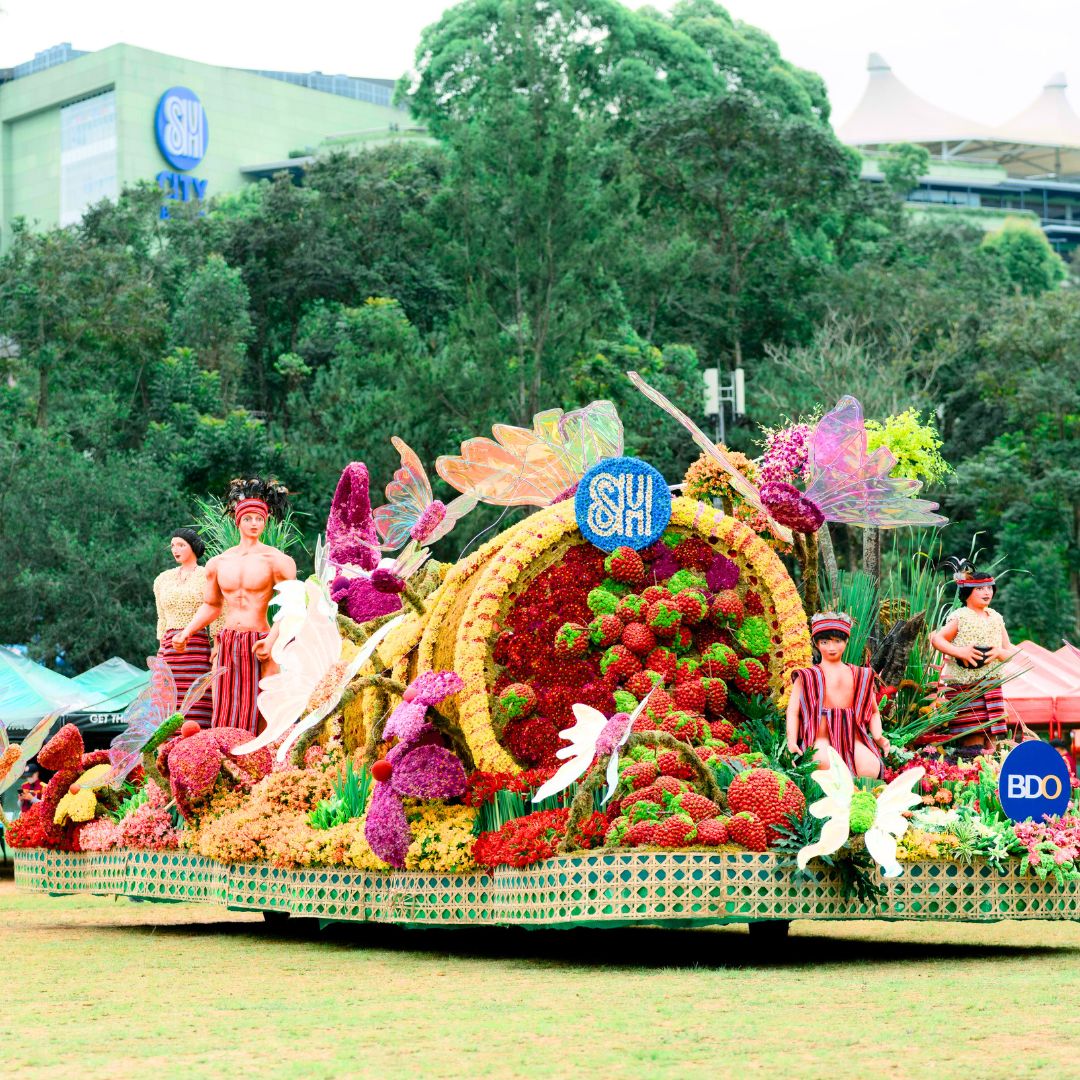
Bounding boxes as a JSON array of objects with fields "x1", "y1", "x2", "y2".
[
  {"x1": 759, "y1": 423, "x2": 811, "y2": 487},
  {"x1": 1014, "y1": 814, "x2": 1080, "y2": 866}
]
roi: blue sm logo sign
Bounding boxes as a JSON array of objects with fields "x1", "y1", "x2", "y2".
[
  {"x1": 155, "y1": 87, "x2": 208, "y2": 171},
  {"x1": 575, "y1": 456, "x2": 671, "y2": 552},
  {"x1": 998, "y1": 739, "x2": 1072, "y2": 822}
]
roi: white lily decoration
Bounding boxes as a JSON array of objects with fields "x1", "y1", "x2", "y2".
[
  {"x1": 532, "y1": 691, "x2": 652, "y2": 806},
  {"x1": 796, "y1": 747, "x2": 925, "y2": 878}
]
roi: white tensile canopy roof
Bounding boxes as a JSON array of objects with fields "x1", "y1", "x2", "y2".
[
  {"x1": 837, "y1": 53, "x2": 991, "y2": 147},
  {"x1": 838, "y1": 57, "x2": 1080, "y2": 180}
]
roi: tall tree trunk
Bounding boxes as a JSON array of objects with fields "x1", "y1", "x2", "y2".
[
  {"x1": 36, "y1": 365, "x2": 48, "y2": 429},
  {"x1": 862, "y1": 526, "x2": 882, "y2": 651},
  {"x1": 818, "y1": 523, "x2": 839, "y2": 599}
]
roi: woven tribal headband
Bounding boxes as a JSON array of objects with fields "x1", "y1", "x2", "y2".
[
  {"x1": 955, "y1": 570, "x2": 996, "y2": 587},
  {"x1": 233, "y1": 498, "x2": 269, "y2": 523},
  {"x1": 810, "y1": 612, "x2": 854, "y2": 636}
]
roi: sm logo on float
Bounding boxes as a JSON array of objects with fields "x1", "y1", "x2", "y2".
[
  {"x1": 574, "y1": 457, "x2": 671, "y2": 553},
  {"x1": 998, "y1": 740, "x2": 1071, "y2": 822}
]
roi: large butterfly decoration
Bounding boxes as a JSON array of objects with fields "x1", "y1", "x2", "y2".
[
  {"x1": 435, "y1": 400, "x2": 624, "y2": 507},
  {"x1": 374, "y1": 437, "x2": 477, "y2": 551},
  {"x1": 628, "y1": 372, "x2": 946, "y2": 535}
]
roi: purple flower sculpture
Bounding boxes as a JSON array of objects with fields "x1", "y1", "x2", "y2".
[
  {"x1": 759, "y1": 480, "x2": 825, "y2": 534},
  {"x1": 325, "y1": 462, "x2": 403, "y2": 622},
  {"x1": 364, "y1": 670, "x2": 466, "y2": 868}
]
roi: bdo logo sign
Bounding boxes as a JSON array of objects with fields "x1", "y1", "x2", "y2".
[
  {"x1": 997, "y1": 739, "x2": 1071, "y2": 822},
  {"x1": 155, "y1": 86, "x2": 209, "y2": 172}
]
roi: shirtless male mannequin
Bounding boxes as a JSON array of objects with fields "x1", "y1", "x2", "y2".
[
  {"x1": 786, "y1": 612, "x2": 890, "y2": 778},
  {"x1": 173, "y1": 482, "x2": 296, "y2": 735}
]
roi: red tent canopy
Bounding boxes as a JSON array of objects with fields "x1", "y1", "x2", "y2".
[{"x1": 1001, "y1": 642, "x2": 1080, "y2": 736}]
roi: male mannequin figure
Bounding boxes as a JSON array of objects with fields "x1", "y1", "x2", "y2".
[{"x1": 173, "y1": 484, "x2": 296, "y2": 734}]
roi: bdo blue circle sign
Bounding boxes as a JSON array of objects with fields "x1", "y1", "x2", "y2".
[
  {"x1": 998, "y1": 740, "x2": 1071, "y2": 822},
  {"x1": 155, "y1": 87, "x2": 209, "y2": 171},
  {"x1": 575, "y1": 456, "x2": 671, "y2": 552}
]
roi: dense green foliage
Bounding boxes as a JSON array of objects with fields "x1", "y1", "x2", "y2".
[{"x1": 0, "y1": 0, "x2": 1075, "y2": 668}]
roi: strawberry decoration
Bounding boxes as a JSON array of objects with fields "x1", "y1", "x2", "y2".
[
  {"x1": 600, "y1": 643, "x2": 641, "y2": 681},
  {"x1": 644, "y1": 647, "x2": 677, "y2": 684},
  {"x1": 672, "y1": 679, "x2": 707, "y2": 714},
  {"x1": 497, "y1": 683, "x2": 538, "y2": 720},
  {"x1": 701, "y1": 642, "x2": 739, "y2": 680},
  {"x1": 727, "y1": 768, "x2": 806, "y2": 844},
  {"x1": 694, "y1": 818, "x2": 729, "y2": 846},
  {"x1": 554, "y1": 622, "x2": 589, "y2": 658},
  {"x1": 589, "y1": 614, "x2": 624, "y2": 648},
  {"x1": 710, "y1": 590, "x2": 744, "y2": 628},
  {"x1": 604, "y1": 546, "x2": 646, "y2": 585},
  {"x1": 726, "y1": 810, "x2": 768, "y2": 851},
  {"x1": 621, "y1": 622, "x2": 657, "y2": 657},
  {"x1": 703, "y1": 679, "x2": 729, "y2": 716},
  {"x1": 734, "y1": 658, "x2": 770, "y2": 696}
]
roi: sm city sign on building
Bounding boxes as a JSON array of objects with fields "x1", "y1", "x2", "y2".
[
  {"x1": 154, "y1": 86, "x2": 209, "y2": 213},
  {"x1": 998, "y1": 740, "x2": 1072, "y2": 822}
]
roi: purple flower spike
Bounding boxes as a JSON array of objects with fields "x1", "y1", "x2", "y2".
[
  {"x1": 706, "y1": 554, "x2": 740, "y2": 592},
  {"x1": 391, "y1": 744, "x2": 467, "y2": 800},
  {"x1": 364, "y1": 782, "x2": 412, "y2": 868}
]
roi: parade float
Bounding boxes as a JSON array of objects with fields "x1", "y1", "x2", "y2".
[{"x1": 7, "y1": 375, "x2": 1080, "y2": 935}]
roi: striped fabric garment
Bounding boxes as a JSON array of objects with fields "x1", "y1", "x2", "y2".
[
  {"x1": 795, "y1": 663, "x2": 882, "y2": 776},
  {"x1": 942, "y1": 682, "x2": 1007, "y2": 738},
  {"x1": 212, "y1": 628, "x2": 268, "y2": 735},
  {"x1": 160, "y1": 629, "x2": 213, "y2": 728}
]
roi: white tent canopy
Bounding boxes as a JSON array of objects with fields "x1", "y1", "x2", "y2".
[{"x1": 837, "y1": 53, "x2": 990, "y2": 147}]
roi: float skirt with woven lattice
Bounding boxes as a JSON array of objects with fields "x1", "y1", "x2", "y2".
[{"x1": 14, "y1": 849, "x2": 1080, "y2": 927}]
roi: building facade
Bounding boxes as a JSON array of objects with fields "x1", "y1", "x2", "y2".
[{"x1": 0, "y1": 43, "x2": 421, "y2": 248}]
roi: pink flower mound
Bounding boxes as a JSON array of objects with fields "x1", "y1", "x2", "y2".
[
  {"x1": 333, "y1": 580, "x2": 402, "y2": 622},
  {"x1": 410, "y1": 500, "x2": 447, "y2": 543},
  {"x1": 596, "y1": 713, "x2": 631, "y2": 755},
  {"x1": 759, "y1": 480, "x2": 824, "y2": 534},
  {"x1": 78, "y1": 818, "x2": 121, "y2": 851},
  {"x1": 371, "y1": 567, "x2": 406, "y2": 594},
  {"x1": 706, "y1": 554, "x2": 739, "y2": 592},
  {"x1": 119, "y1": 802, "x2": 179, "y2": 851},
  {"x1": 391, "y1": 744, "x2": 467, "y2": 799},
  {"x1": 406, "y1": 670, "x2": 464, "y2": 707},
  {"x1": 384, "y1": 702, "x2": 430, "y2": 743},
  {"x1": 365, "y1": 782, "x2": 412, "y2": 868},
  {"x1": 38, "y1": 723, "x2": 84, "y2": 772}
]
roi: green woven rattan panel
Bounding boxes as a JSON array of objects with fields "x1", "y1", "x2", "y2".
[{"x1": 14, "y1": 849, "x2": 1080, "y2": 926}]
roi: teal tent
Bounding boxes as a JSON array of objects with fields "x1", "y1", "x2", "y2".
[
  {"x1": 0, "y1": 646, "x2": 86, "y2": 732},
  {"x1": 64, "y1": 658, "x2": 149, "y2": 736}
]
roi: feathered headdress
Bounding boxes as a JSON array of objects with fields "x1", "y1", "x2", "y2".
[
  {"x1": 224, "y1": 477, "x2": 290, "y2": 521},
  {"x1": 940, "y1": 555, "x2": 995, "y2": 588}
]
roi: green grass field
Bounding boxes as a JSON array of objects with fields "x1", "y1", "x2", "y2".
[{"x1": 3, "y1": 878, "x2": 1079, "y2": 1079}]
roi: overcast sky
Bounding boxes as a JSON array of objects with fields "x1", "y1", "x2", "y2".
[{"x1": 3, "y1": 0, "x2": 1079, "y2": 127}]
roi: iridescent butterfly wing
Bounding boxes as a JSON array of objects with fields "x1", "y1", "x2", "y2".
[
  {"x1": 374, "y1": 437, "x2": 433, "y2": 551},
  {"x1": 0, "y1": 711, "x2": 62, "y2": 796},
  {"x1": 803, "y1": 397, "x2": 947, "y2": 529},
  {"x1": 627, "y1": 371, "x2": 793, "y2": 543}
]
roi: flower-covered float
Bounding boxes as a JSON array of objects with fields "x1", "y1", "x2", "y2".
[{"x1": 12, "y1": 382, "x2": 1080, "y2": 933}]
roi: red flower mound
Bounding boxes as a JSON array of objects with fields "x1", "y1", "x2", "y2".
[
  {"x1": 473, "y1": 808, "x2": 605, "y2": 868},
  {"x1": 656, "y1": 749, "x2": 695, "y2": 780},
  {"x1": 672, "y1": 536, "x2": 714, "y2": 571},
  {"x1": 672, "y1": 679, "x2": 706, "y2": 713},
  {"x1": 37, "y1": 724, "x2": 84, "y2": 772},
  {"x1": 589, "y1": 614, "x2": 624, "y2": 649},
  {"x1": 727, "y1": 810, "x2": 768, "y2": 851},
  {"x1": 503, "y1": 716, "x2": 561, "y2": 767},
  {"x1": 726, "y1": 768, "x2": 806, "y2": 844}
]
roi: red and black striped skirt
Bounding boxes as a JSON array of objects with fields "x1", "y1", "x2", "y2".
[
  {"x1": 212, "y1": 628, "x2": 267, "y2": 735},
  {"x1": 159, "y1": 629, "x2": 213, "y2": 728},
  {"x1": 943, "y1": 682, "x2": 1007, "y2": 738}
]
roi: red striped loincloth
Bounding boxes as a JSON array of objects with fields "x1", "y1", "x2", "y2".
[
  {"x1": 161, "y1": 629, "x2": 213, "y2": 728},
  {"x1": 942, "y1": 682, "x2": 1007, "y2": 738},
  {"x1": 212, "y1": 628, "x2": 267, "y2": 735}
]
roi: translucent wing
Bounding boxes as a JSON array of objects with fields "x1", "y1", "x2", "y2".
[
  {"x1": 420, "y1": 493, "x2": 478, "y2": 547},
  {"x1": 796, "y1": 810, "x2": 852, "y2": 870},
  {"x1": 106, "y1": 681, "x2": 170, "y2": 784},
  {"x1": 627, "y1": 371, "x2": 793, "y2": 543},
  {"x1": 274, "y1": 615, "x2": 406, "y2": 761},
  {"x1": 179, "y1": 667, "x2": 224, "y2": 719},
  {"x1": 239, "y1": 581, "x2": 344, "y2": 755},
  {"x1": 537, "y1": 401, "x2": 624, "y2": 476},
  {"x1": 437, "y1": 435, "x2": 570, "y2": 507},
  {"x1": 0, "y1": 711, "x2": 62, "y2": 796},
  {"x1": 374, "y1": 437, "x2": 433, "y2": 550},
  {"x1": 531, "y1": 704, "x2": 609, "y2": 803},
  {"x1": 803, "y1": 398, "x2": 948, "y2": 529},
  {"x1": 147, "y1": 655, "x2": 178, "y2": 720}
]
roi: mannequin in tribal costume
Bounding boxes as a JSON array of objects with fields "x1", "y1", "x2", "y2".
[
  {"x1": 173, "y1": 478, "x2": 296, "y2": 736},
  {"x1": 786, "y1": 613, "x2": 891, "y2": 778},
  {"x1": 154, "y1": 528, "x2": 223, "y2": 728},
  {"x1": 930, "y1": 557, "x2": 1018, "y2": 748}
]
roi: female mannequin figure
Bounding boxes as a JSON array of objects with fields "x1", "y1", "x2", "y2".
[
  {"x1": 786, "y1": 612, "x2": 890, "y2": 778},
  {"x1": 929, "y1": 558, "x2": 1017, "y2": 748},
  {"x1": 154, "y1": 528, "x2": 221, "y2": 728}
]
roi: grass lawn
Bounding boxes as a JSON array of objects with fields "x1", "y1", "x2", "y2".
[{"x1": 3, "y1": 877, "x2": 1079, "y2": 1079}]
